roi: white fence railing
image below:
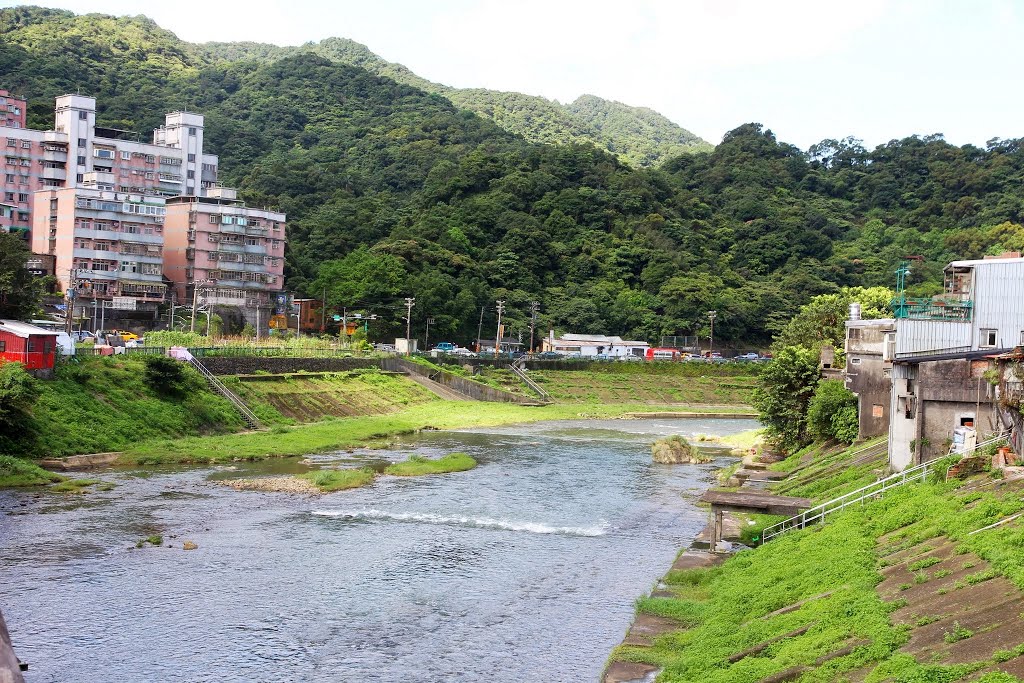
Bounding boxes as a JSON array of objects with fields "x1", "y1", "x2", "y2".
[{"x1": 761, "y1": 432, "x2": 1009, "y2": 543}]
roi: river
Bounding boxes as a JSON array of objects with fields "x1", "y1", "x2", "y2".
[{"x1": 0, "y1": 416, "x2": 758, "y2": 682}]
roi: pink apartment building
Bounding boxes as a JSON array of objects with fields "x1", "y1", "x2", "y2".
[
  {"x1": 32, "y1": 182, "x2": 169, "y2": 321},
  {"x1": 3, "y1": 92, "x2": 218, "y2": 241},
  {"x1": 164, "y1": 188, "x2": 287, "y2": 329}
]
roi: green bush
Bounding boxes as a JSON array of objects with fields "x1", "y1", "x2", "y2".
[
  {"x1": 751, "y1": 346, "x2": 821, "y2": 449},
  {"x1": 806, "y1": 379, "x2": 858, "y2": 443},
  {"x1": 142, "y1": 355, "x2": 193, "y2": 396},
  {"x1": 0, "y1": 362, "x2": 40, "y2": 430},
  {"x1": 142, "y1": 330, "x2": 208, "y2": 347}
]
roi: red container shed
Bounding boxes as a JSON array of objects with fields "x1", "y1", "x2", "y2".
[{"x1": 0, "y1": 320, "x2": 60, "y2": 371}]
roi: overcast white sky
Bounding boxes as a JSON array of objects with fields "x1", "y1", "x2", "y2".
[{"x1": 6, "y1": 0, "x2": 1022, "y2": 150}]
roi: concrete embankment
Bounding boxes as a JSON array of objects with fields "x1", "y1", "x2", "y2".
[{"x1": 603, "y1": 438, "x2": 1024, "y2": 681}]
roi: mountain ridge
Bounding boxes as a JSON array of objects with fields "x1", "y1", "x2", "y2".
[{"x1": 193, "y1": 35, "x2": 713, "y2": 166}]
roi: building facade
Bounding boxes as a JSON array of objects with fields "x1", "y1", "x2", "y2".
[
  {"x1": 0, "y1": 92, "x2": 217, "y2": 240},
  {"x1": 163, "y1": 188, "x2": 286, "y2": 329},
  {"x1": 31, "y1": 184, "x2": 169, "y2": 322},
  {"x1": 542, "y1": 332, "x2": 650, "y2": 358},
  {"x1": 887, "y1": 256, "x2": 1024, "y2": 470},
  {"x1": 844, "y1": 316, "x2": 896, "y2": 440}
]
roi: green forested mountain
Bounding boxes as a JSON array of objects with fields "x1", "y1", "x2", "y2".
[
  {"x1": 194, "y1": 35, "x2": 711, "y2": 167},
  {"x1": 3, "y1": 7, "x2": 1024, "y2": 347}
]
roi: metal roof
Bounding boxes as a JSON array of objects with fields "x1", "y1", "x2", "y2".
[
  {"x1": 0, "y1": 319, "x2": 61, "y2": 338},
  {"x1": 947, "y1": 257, "x2": 1024, "y2": 268}
]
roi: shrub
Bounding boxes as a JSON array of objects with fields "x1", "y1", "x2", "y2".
[
  {"x1": 943, "y1": 622, "x2": 973, "y2": 643},
  {"x1": 142, "y1": 330, "x2": 208, "y2": 347},
  {"x1": 142, "y1": 355, "x2": 192, "y2": 396},
  {"x1": 751, "y1": 346, "x2": 821, "y2": 448},
  {"x1": 807, "y1": 379, "x2": 858, "y2": 443},
  {"x1": 0, "y1": 362, "x2": 40, "y2": 430}
]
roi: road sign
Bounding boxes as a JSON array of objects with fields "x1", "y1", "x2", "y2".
[
  {"x1": 332, "y1": 315, "x2": 342, "y2": 322},
  {"x1": 111, "y1": 296, "x2": 137, "y2": 311}
]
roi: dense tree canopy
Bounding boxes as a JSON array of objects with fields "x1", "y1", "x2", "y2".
[{"x1": 4, "y1": 8, "x2": 1024, "y2": 345}]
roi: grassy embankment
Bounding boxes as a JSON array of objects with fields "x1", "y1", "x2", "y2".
[
  {"x1": 1, "y1": 356, "x2": 243, "y2": 459},
  {"x1": 410, "y1": 358, "x2": 758, "y2": 405},
  {"x1": 0, "y1": 455, "x2": 110, "y2": 492},
  {"x1": 5, "y1": 356, "x2": 756, "y2": 478},
  {"x1": 610, "y1": 439, "x2": 1024, "y2": 681},
  {"x1": 118, "y1": 400, "x2": 749, "y2": 466}
]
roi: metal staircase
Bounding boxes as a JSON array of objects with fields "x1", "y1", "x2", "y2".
[
  {"x1": 509, "y1": 359, "x2": 550, "y2": 401},
  {"x1": 762, "y1": 431, "x2": 1009, "y2": 543},
  {"x1": 185, "y1": 356, "x2": 261, "y2": 430}
]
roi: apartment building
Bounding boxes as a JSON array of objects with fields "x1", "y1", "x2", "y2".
[
  {"x1": 163, "y1": 188, "x2": 286, "y2": 328},
  {"x1": 888, "y1": 255, "x2": 1024, "y2": 470},
  {"x1": 31, "y1": 182, "x2": 169, "y2": 320},
  {"x1": 843, "y1": 310, "x2": 896, "y2": 440},
  {"x1": 0, "y1": 91, "x2": 218, "y2": 239},
  {"x1": 0, "y1": 90, "x2": 27, "y2": 129}
]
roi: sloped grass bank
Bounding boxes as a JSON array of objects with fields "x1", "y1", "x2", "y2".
[
  {"x1": 0, "y1": 455, "x2": 63, "y2": 487},
  {"x1": 613, "y1": 450, "x2": 1024, "y2": 681},
  {"x1": 532, "y1": 369, "x2": 756, "y2": 405},
  {"x1": 224, "y1": 369, "x2": 437, "y2": 425},
  {"x1": 1, "y1": 356, "x2": 243, "y2": 458}
]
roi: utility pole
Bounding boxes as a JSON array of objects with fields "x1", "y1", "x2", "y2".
[
  {"x1": 65, "y1": 268, "x2": 77, "y2": 335},
  {"x1": 528, "y1": 301, "x2": 540, "y2": 355},
  {"x1": 425, "y1": 316, "x2": 435, "y2": 350},
  {"x1": 320, "y1": 286, "x2": 327, "y2": 333},
  {"x1": 190, "y1": 281, "x2": 205, "y2": 333},
  {"x1": 494, "y1": 300, "x2": 505, "y2": 359},
  {"x1": 404, "y1": 297, "x2": 415, "y2": 354},
  {"x1": 476, "y1": 305, "x2": 485, "y2": 353},
  {"x1": 707, "y1": 310, "x2": 717, "y2": 357}
]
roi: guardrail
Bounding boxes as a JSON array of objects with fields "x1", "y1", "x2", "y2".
[
  {"x1": 762, "y1": 432, "x2": 1009, "y2": 543},
  {"x1": 186, "y1": 346, "x2": 365, "y2": 359}
]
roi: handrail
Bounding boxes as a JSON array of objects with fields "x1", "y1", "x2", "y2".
[
  {"x1": 762, "y1": 431, "x2": 1009, "y2": 543},
  {"x1": 509, "y1": 363, "x2": 550, "y2": 400},
  {"x1": 186, "y1": 356, "x2": 261, "y2": 429}
]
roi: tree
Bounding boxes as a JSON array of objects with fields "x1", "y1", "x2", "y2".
[
  {"x1": 806, "y1": 379, "x2": 858, "y2": 443},
  {"x1": 772, "y1": 287, "x2": 894, "y2": 354},
  {"x1": 751, "y1": 346, "x2": 821, "y2": 450},
  {"x1": 0, "y1": 232, "x2": 46, "y2": 320}
]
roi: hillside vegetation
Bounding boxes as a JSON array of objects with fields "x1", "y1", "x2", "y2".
[
  {"x1": 194, "y1": 35, "x2": 712, "y2": 167},
  {"x1": 4, "y1": 8, "x2": 1024, "y2": 347}
]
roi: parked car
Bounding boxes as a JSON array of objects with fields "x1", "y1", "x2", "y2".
[
  {"x1": 112, "y1": 329, "x2": 139, "y2": 341},
  {"x1": 736, "y1": 352, "x2": 760, "y2": 360},
  {"x1": 535, "y1": 351, "x2": 564, "y2": 359},
  {"x1": 450, "y1": 347, "x2": 476, "y2": 357},
  {"x1": 433, "y1": 341, "x2": 456, "y2": 352}
]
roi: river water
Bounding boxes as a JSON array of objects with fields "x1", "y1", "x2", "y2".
[{"x1": 0, "y1": 417, "x2": 757, "y2": 683}]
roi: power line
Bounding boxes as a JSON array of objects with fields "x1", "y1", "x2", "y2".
[
  {"x1": 529, "y1": 301, "x2": 540, "y2": 354},
  {"x1": 403, "y1": 297, "x2": 415, "y2": 354}
]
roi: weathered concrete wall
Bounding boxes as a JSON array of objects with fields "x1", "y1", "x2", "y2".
[
  {"x1": 200, "y1": 357, "x2": 381, "y2": 376},
  {"x1": 383, "y1": 358, "x2": 539, "y2": 404},
  {"x1": 849, "y1": 356, "x2": 891, "y2": 440},
  {"x1": 0, "y1": 608, "x2": 26, "y2": 683},
  {"x1": 890, "y1": 358, "x2": 997, "y2": 469}
]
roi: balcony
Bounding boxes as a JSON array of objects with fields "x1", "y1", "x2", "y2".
[
  {"x1": 74, "y1": 227, "x2": 163, "y2": 244},
  {"x1": 42, "y1": 131, "x2": 68, "y2": 143},
  {"x1": 892, "y1": 296, "x2": 973, "y2": 322},
  {"x1": 42, "y1": 167, "x2": 66, "y2": 181},
  {"x1": 43, "y1": 148, "x2": 68, "y2": 162}
]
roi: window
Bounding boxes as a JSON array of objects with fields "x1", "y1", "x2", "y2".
[
  {"x1": 120, "y1": 261, "x2": 137, "y2": 273},
  {"x1": 17, "y1": 193, "x2": 27, "y2": 202},
  {"x1": 222, "y1": 216, "x2": 233, "y2": 224},
  {"x1": 94, "y1": 149, "x2": 114, "y2": 160},
  {"x1": 187, "y1": 170, "x2": 194, "y2": 179},
  {"x1": 245, "y1": 238, "x2": 259, "y2": 246},
  {"x1": 980, "y1": 329, "x2": 998, "y2": 348},
  {"x1": 187, "y1": 153, "x2": 195, "y2": 162},
  {"x1": 20, "y1": 141, "x2": 29, "y2": 149},
  {"x1": 121, "y1": 151, "x2": 131, "y2": 160},
  {"x1": 209, "y1": 214, "x2": 218, "y2": 224},
  {"x1": 188, "y1": 127, "x2": 196, "y2": 136},
  {"x1": 79, "y1": 111, "x2": 88, "y2": 120},
  {"x1": 77, "y1": 155, "x2": 86, "y2": 165},
  {"x1": 0, "y1": 340, "x2": 5, "y2": 352},
  {"x1": 27, "y1": 340, "x2": 37, "y2": 352},
  {"x1": 4, "y1": 138, "x2": 13, "y2": 147},
  {"x1": 850, "y1": 357, "x2": 862, "y2": 365},
  {"x1": 78, "y1": 138, "x2": 86, "y2": 147},
  {"x1": 847, "y1": 327, "x2": 861, "y2": 341},
  {"x1": 4, "y1": 174, "x2": 12, "y2": 182},
  {"x1": 76, "y1": 173, "x2": 84, "y2": 183},
  {"x1": 883, "y1": 333, "x2": 896, "y2": 362},
  {"x1": 3, "y1": 192, "x2": 12, "y2": 201}
]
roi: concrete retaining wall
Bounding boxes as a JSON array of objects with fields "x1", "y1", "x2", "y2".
[
  {"x1": 382, "y1": 358, "x2": 541, "y2": 404},
  {"x1": 199, "y1": 357, "x2": 381, "y2": 376}
]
